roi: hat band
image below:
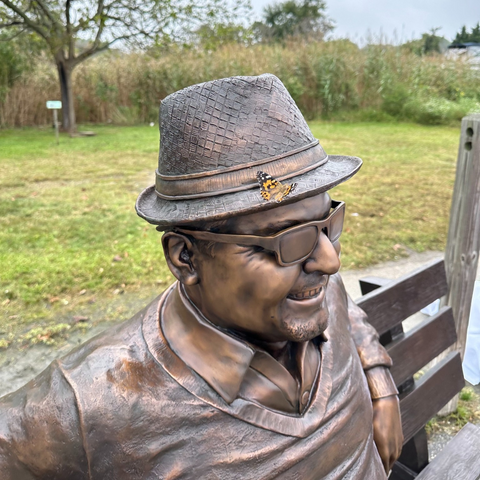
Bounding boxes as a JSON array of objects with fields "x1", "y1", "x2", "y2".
[{"x1": 155, "y1": 142, "x2": 327, "y2": 200}]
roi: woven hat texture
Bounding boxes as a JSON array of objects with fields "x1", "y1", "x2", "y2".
[
  {"x1": 136, "y1": 74, "x2": 362, "y2": 229},
  {"x1": 159, "y1": 74, "x2": 316, "y2": 176}
]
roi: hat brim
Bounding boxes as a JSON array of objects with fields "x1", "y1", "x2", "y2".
[{"x1": 136, "y1": 155, "x2": 362, "y2": 230}]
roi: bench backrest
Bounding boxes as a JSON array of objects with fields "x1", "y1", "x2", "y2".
[{"x1": 356, "y1": 258, "x2": 465, "y2": 444}]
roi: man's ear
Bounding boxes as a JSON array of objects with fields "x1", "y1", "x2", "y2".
[{"x1": 162, "y1": 232, "x2": 199, "y2": 286}]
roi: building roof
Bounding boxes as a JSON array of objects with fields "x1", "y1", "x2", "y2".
[{"x1": 448, "y1": 42, "x2": 480, "y2": 49}]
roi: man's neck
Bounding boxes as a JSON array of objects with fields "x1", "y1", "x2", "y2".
[
  {"x1": 241, "y1": 336, "x2": 288, "y2": 360},
  {"x1": 184, "y1": 284, "x2": 297, "y2": 377},
  {"x1": 247, "y1": 338, "x2": 297, "y2": 378}
]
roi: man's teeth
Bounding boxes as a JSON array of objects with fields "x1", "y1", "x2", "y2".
[{"x1": 290, "y1": 287, "x2": 322, "y2": 299}]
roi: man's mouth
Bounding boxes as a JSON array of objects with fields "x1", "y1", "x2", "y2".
[{"x1": 288, "y1": 285, "x2": 324, "y2": 301}]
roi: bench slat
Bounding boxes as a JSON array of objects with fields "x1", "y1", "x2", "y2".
[
  {"x1": 388, "y1": 306, "x2": 457, "y2": 387},
  {"x1": 359, "y1": 276, "x2": 391, "y2": 295},
  {"x1": 400, "y1": 351, "x2": 464, "y2": 444},
  {"x1": 415, "y1": 423, "x2": 480, "y2": 480},
  {"x1": 356, "y1": 258, "x2": 447, "y2": 335}
]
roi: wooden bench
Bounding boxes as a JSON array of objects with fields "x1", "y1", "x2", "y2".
[
  {"x1": 356, "y1": 257, "x2": 466, "y2": 479},
  {"x1": 415, "y1": 422, "x2": 480, "y2": 480}
]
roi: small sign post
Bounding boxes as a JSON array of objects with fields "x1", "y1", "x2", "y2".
[{"x1": 46, "y1": 101, "x2": 62, "y2": 145}]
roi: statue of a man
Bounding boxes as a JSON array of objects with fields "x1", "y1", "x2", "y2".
[{"x1": 0, "y1": 74, "x2": 402, "y2": 479}]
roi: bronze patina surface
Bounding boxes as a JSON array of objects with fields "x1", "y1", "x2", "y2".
[
  {"x1": 135, "y1": 74, "x2": 362, "y2": 227},
  {"x1": 0, "y1": 74, "x2": 403, "y2": 479}
]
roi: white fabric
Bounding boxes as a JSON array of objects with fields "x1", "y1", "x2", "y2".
[
  {"x1": 463, "y1": 281, "x2": 480, "y2": 384},
  {"x1": 421, "y1": 299, "x2": 440, "y2": 316}
]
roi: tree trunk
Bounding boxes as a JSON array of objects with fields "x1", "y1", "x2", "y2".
[{"x1": 56, "y1": 58, "x2": 76, "y2": 133}]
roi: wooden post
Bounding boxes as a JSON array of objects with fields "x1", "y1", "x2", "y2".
[
  {"x1": 440, "y1": 114, "x2": 480, "y2": 414},
  {"x1": 53, "y1": 109, "x2": 59, "y2": 145},
  {"x1": 46, "y1": 101, "x2": 62, "y2": 144}
]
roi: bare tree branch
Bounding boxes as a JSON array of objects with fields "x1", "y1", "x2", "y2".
[
  {"x1": 65, "y1": 0, "x2": 71, "y2": 31},
  {"x1": 96, "y1": 0, "x2": 106, "y2": 19},
  {"x1": 0, "y1": 24, "x2": 26, "y2": 39},
  {"x1": 0, "y1": 0, "x2": 50, "y2": 42},
  {"x1": 90, "y1": 0, "x2": 106, "y2": 49},
  {"x1": 34, "y1": 0, "x2": 63, "y2": 33},
  {"x1": 0, "y1": 21, "x2": 22, "y2": 27},
  {"x1": 66, "y1": 0, "x2": 74, "y2": 58}
]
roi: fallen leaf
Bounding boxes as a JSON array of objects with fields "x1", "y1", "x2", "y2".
[
  {"x1": 73, "y1": 315, "x2": 89, "y2": 323},
  {"x1": 2, "y1": 299, "x2": 10, "y2": 306},
  {"x1": 393, "y1": 244, "x2": 402, "y2": 251},
  {"x1": 49, "y1": 296, "x2": 60, "y2": 303},
  {"x1": 78, "y1": 289, "x2": 87, "y2": 296},
  {"x1": 113, "y1": 255, "x2": 122, "y2": 262}
]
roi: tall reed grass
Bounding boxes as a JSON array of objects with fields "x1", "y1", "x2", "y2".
[{"x1": 1, "y1": 40, "x2": 479, "y2": 127}]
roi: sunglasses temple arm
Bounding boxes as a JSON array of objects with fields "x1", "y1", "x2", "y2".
[{"x1": 176, "y1": 229, "x2": 277, "y2": 250}]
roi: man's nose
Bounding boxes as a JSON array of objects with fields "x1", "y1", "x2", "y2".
[{"x1": 302, "y1": 232, "x2": 340, "y2": 275}]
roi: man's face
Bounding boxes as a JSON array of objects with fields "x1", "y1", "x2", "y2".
[{"x1": 185, "y1": 192, "x2": 341, "y2": 344}]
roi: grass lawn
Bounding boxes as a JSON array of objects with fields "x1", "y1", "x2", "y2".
[{"x1": 0, "y1": 122, "x2": 459, "y2": 345}]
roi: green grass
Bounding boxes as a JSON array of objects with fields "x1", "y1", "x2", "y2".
[
  {"x1": 426, "y1": 387, "x2": 480, "y2": 435},
  {"x1": 0, "y1": 122, "x2": 459, "y2": 342},
  {"x1": 319, "y1": 122, "x2": 458, "y2": 268}
]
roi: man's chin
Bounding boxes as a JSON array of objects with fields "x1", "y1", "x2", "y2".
[{"x1": 279, "y1": 308, "x2": 330, "y2": 343}]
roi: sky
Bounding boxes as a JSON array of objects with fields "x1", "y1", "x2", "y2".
[{"x1": 250, "y1": 0, "x2": 480, "y2": 44}]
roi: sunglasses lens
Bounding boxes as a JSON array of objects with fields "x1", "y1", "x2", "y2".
[
  {"x1": 329, "y1": 206, "x2": 345, "y2": 242},
  {"x1": 279, "y1": 226, "x2": 318, "y2": 264}
]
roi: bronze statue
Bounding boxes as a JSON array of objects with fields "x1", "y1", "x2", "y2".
[{"x1": 0, "y1": 74, "x2": 403, "y2": 479}]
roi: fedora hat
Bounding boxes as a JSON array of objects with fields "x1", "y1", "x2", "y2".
[{"x1": 136, "y1": 74, "x2": 361, "y2": 230}]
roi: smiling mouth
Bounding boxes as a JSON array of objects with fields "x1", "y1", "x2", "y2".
[{"x1": 288, "y1": 286, "x2": 324, "y2": 300}]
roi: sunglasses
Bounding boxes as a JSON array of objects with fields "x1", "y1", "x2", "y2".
[{"x1": 174, "y1": 200, "x2": 345, "y2": 267}]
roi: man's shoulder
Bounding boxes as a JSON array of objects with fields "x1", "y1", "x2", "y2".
[
  {"x1": 53, "y1": 286, "x2": 193, "y2": 440},
  {"x1": 327, "y1": 272, "x2": 348, "y2": 301},
  {"x1": 329, "y1": 272, "x2": 345, "y2": 287},
  {"x1": 0, "y1": 290, "x2": 178, "y2": 479}
]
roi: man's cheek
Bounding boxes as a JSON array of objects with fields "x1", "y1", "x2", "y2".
[{"x1": 249, "y1": 267, "x2": 297, "y2": 299}]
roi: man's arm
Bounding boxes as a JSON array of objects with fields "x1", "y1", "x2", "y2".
[
  {"x1": 0, "y1": 361, "x2": 89, "y2": 480},
  {"x1": 337, "y1": 275, "x2": 403, "y2": 473}
]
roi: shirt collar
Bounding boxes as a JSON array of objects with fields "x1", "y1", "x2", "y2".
[
  {"x1": 161, "y1": 282, "x2": 256, "y2": 404},
  {"x1": 161, "y1": 282, "x2": 327, "y2": 408},
  {"x1": 143, "y1": 282, "x2": 336, "y2": 437}
]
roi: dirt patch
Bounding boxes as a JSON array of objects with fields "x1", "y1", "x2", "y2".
[
  {"x1": 0, "y1": 287, "x2": 161, "y2": 397},
  {"x1": 427, "y1": 384, "x2": 480, "y2": 460}
]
